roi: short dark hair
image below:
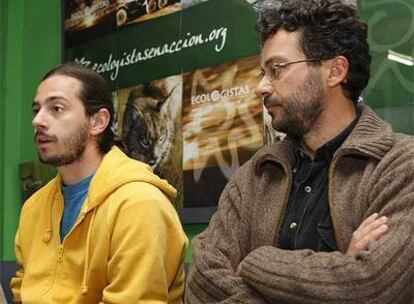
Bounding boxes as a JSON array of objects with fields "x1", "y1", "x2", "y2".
[
  {"x1": 41, "y1": 62, "x2": 114, "y2": 153},
  {"x1": 255, "y1": 0, "x2": 371, "y2": 103}
]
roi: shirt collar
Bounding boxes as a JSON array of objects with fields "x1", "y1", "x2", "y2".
[
  {"x1": 293, "y1": 108, "x2": 361, "y2": 163},
  {"x1": 61, "y1": 173, "x2": 94, "y2": 197}
]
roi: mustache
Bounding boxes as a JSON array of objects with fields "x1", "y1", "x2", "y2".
[
  {"x1": 34, "y1": 130, "x2": 57, "y2": 142},
  {"x1": 263, "y1": 96, "x2": 281, "y2": 109}
]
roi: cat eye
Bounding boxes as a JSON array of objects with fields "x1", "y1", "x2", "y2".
[{"x1": 140, "y1": 139, "x2": 151, "y2": 149}]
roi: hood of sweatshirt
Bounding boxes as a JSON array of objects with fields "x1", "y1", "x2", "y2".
[{"x1": 84, "y1": 146, "x2": 176, "y2": 212}]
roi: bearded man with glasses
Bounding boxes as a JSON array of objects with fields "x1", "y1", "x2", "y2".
[{"x1": 185, "y1": 0, "x2": 414, "y2": 303}]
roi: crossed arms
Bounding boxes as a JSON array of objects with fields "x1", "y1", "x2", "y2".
[{"x1": 185, "y1": 152, "x2": 414, "y2": 303}]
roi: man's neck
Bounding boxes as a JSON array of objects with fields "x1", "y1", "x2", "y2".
[
  {"x1": 300, "y1": 96, "x2": 357, "y2": 159},
  {"x1": 57, "y1": 145, "x2": 105, "y2": 186}
]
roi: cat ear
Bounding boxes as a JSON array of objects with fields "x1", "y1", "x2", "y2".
[
  {"x1": 156, "y1": 98, "x2": 168, "y2": 110},
  {"x1": 156, "y1": 86, "x2": 176, "y2": 110},
  {"x1": 90, "y1": 108, "x2": 111, "y2": 137}
]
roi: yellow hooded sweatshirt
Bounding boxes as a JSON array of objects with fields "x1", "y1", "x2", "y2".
[{"x1": 11, "y1": 147, "x2": 188, "y2": 303}]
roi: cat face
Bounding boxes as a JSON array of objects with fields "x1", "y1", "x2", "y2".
[{"x1": 122, "y1": 84, "x2": 174, "y2": 169}]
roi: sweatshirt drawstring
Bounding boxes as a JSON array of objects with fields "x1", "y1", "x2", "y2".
[{"x1": 81, "y1": 208, "x2": 97, "y2": 294}]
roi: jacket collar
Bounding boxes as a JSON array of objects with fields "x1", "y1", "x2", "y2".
[
  {"x1": 337, "y1": 106, "x2": 393, "y2": 160},
  {"x1": 254, "y1": 105, "x2": 393, "y2": 173}
]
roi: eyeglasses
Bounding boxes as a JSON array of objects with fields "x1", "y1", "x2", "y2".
[{"x1": 260, "y1": 58, "x2": 321, "y2": 82}]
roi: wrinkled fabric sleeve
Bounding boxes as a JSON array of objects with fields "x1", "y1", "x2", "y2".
[
  {"x1": 239, "y1": 149, "x2": 414, "y2": 303},
  {"x1": 10, "y1": 228, "x2": 24, "y2": 303},
  {"x1": 185, "y1": 179, "x2": 268, "y2": 304},
  {"x1": 102, "y1": 182, "x2": 188, "y2": 304}
]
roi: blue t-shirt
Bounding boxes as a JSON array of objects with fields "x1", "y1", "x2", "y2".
[{"x1": 60, "y1": 174, "x2": 94, "y2": 242}]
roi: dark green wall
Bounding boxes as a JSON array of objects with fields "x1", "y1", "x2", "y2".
[
  {"x1": 360, "y1": 0, "x2": 414, "y2": 134},
  {"x1": 0, "y1": 0, "x2": 5, "y2": 264},
  {"x1": 0, "y1": 1, "x2": 62, "y2": 261}
]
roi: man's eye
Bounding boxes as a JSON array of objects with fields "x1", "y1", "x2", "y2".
[
  {"x1": 270, "y1": 66, "x2": 278, "y2": 77},
  {"x1": 32, "y1": 108, "x2": 39, "y2": 115},
  {"x1": 53, "y1": 106, "x2": 63, "y2": 112}
]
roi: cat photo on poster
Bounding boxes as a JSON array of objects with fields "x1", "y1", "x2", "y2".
[{"x1": 115, "y1": 75, "x2": 184, "y2": 208}]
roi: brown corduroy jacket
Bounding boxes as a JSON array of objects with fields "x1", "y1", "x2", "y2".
[{"x1": 185, "y1": 106, "x2": 414, "y2": 303}]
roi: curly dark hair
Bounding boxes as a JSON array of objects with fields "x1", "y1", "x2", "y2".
[
  {"x1": 42, "y1": 62, "x2": 114, "y2": 153},
  {"x1": 255, "y1": 0, "x2": 371, "y2": 103}
]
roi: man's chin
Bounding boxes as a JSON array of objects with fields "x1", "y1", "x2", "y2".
[
  {"x1": 38, "y1": 154, "x2": 72, "y2": 167},
  {"x1": 272, "y1": 121, "x2": 305, "y2": 139},
  {"x1": 271, "y1": 119, "x2": 288, "y2": 134},
  {"x1": 38, "y1": 154, "x2": 58, "y2": 166}
]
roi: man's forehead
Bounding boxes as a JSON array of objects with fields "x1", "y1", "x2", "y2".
[
  {"x1": 39, "y1": 74, "x2": 82, "y2": 89},
  {"x1": 260, "y1": 30, "x2": 303, "y2": 65},
  {"x1": 35, "y1": 75, "x2": 82, "y2": 103}
]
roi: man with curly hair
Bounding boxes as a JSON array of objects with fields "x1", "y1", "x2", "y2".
[{"x1": 185, "y1": 0, "x2": 414, "y2": 303}]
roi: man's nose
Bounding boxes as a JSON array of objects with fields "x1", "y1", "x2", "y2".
[
  {"x1": 255, "y1": 76, "x2": 273, "y2": 100},
  {"x1": 32, "y1": 109, "x2": 48, "y2": 130}
]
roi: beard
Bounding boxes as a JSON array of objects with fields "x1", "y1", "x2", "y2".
[
  {"x1": 265, "y1": 68, "x2": 324, "y2": 139},
  {"x1": 36, "y1": 121, "x2": 90, "y2": 167}
]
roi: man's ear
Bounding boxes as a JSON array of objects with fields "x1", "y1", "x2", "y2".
[
  {"x1": 327, "y1": 56, "x2": 349, "y2": 88},
  {"x1": 89, "y1": 108, "x2": 110, "y2": 137}
]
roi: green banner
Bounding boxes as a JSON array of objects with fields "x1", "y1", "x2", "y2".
[{"x1": 65, "y1": 0, "x2": 260, "y2": 90}]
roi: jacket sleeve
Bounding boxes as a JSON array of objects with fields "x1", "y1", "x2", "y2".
[
  {"x1": 185, "y1": 179, "x2": 268, "y2": 304},
  {"x1": 238, "y1": 148, "x2": 414, "y2": 303},
  {"x1": 102, "y1": 182, "x2": 188, "y2": 304},
  {"x1": 10, "y1": 228, "x2": 24, "y2": 303}
]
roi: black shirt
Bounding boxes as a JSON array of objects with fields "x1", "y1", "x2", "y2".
[{"x1": 277, "y1": 114, "x2": 359, "y2": 252}]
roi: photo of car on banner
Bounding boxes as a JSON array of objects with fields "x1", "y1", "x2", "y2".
[
  {"x1": 64, "y1": 0, "x2": 181, "y2": 47},
  {"x1": 182, "y1": 0, "x2": 257, "y2": 9},
  {"x1": 116, "y1": 0, "x2": 180, "y2": 26}
]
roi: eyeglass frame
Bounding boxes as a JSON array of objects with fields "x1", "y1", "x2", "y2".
[{"x1": 260, "y1": 58, "x2": 321, "y2": 82}]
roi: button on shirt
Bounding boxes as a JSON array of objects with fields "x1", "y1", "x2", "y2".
[{"x1": 277, "y1": 114, "x2": 359, "y2": 252}]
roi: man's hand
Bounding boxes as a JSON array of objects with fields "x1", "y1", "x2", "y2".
[{"x1": 347, "y1": 213, "x2": 389, "y2": 254}]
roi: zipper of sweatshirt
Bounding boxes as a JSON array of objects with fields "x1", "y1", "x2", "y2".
[
  {"x1": 57, "y1": 245, "x2": 63, "y2": 263},
  {"x1": 61, "y1": 203, "x2": 89, "y2": 245}
]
